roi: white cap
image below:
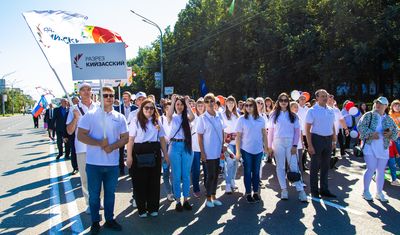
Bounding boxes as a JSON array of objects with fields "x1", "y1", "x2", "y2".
[
  {"x1": 78, "y1": 82, "x2": 91, "y2": 91},
  {"x1": 374, "y1": 96, "x2": 389, "y2": 105},
  {"x1": 135, "y1": 91, "x2": 147, "y2": 100}
]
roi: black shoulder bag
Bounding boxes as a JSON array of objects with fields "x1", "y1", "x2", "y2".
[{"x1": 135, "y1": 122, "x2": 160, "y2": 168}]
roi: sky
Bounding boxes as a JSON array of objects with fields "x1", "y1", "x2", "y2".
[{"x1": 0, "y1": 0, "x2": 188, "y2": 101}]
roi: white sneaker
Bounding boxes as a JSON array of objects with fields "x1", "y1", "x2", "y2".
[
  {"x1": 225, "y1": 184, "x2": 232, "y2": 194},
  {"x1": 231, "y1": 180, "x2": 238, "y2": 190},
  {"x1": 375, "y1": 192, "x2": 388, "y2": 202},
  {"x1": 139, "y1": 212, "x2": 147, "y2": 218},
  {"x1": 206, "y1": 201, "x2": 215, "y2": 208},
  {"x1": 132, "y1": 199, "x2": 137, "y2": 208},
  {"x1": 85, "y1": 206, "x2": 91, "y2": 214},
  {"x1": 281, "y1": 189, "x2": 288, "y2": 200},
  {"x1": 363, "y1": 191, "x2": 373, "y2": 201},
  {"x1": 213, "y1": 200, "x2": 223, "y2": 206},
  {"x1": 150, "y1": 212, "x2": 158, "y2": 217},
  {"x1": 298, "y1": 190, "x2": 308, "y2": 202},
  {"x1": 167, "y1": 193, "x2": 175, "y2": 202},
  {"x1": 391, "y1": 179, "x2": 400, "y2": 186}
]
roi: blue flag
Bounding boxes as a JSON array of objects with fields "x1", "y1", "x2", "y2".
[{"x1": 200, "y1": 79, "x2": 208, "y2": 97}]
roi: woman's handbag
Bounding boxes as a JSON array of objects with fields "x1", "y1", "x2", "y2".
[
  {"x1": 135, "y1": 152, "x2": 156, "y2": 168},
  {"x1": 287, "y1": 154, "x2": 301, "y2": 183}
]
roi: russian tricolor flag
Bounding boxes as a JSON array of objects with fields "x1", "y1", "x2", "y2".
[{"x1": 31, "y1": 95, "x2": 48, "y2": 118}]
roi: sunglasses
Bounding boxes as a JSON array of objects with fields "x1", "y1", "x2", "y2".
[
  {"x1": 279, "y1": 99, "x2": 289, "y2": 103},
  {"x1": 143, "y1": 106, "x2": 155, "y2": 111},
  {"x1": 103, "y1": 94, "x2": 114, "y2": 98},
  {"x1": 245, "y1": 104, "x2": 253, "y2": 108},
  {"x1": 257, "y1": 101, "x2": 263, "y2": 105},
  {"x1": 204, "y1": 100, "x2": 215, "y2": 104}
]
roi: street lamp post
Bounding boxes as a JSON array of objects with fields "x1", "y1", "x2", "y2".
[{"x1": 130, "y1": 10, "x2": 164, "y2": 99}]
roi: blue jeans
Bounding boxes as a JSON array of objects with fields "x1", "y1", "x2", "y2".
[
  {"x1": 225, "y1": 144, "x2": 238, "y2": 186},
  {"x1": 169, "y1": 141, "x2": 194, "y2": 199},
  {"x1": 396, "y1": 138, "x2": 400, "y2": 156},
  {"x1": 388, "y1": 157, "x2": 400, "y2": 181},
  {"x1": 86, "y1": 164, "x2": 119, "y2": 222},
  {"x1": 191, "y1": 151, "x2": 208, "y2": 193},
  {"x1": 162, "y1": 157, "x2": 173, "y2": 194},
  {"x1": 241, "y1": 149, "x2": 263, "y2": 194}
]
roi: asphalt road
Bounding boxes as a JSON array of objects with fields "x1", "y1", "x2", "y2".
[{"x1": 0, "y1": 115, "x2": 399, "y2": 234}]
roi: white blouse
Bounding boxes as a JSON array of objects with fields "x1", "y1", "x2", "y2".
[
  {"x1": 168, "y1": 113, "x2": 186, "y2": 140},
  {"x1": 129, "y1": 118, "x2": 166, "y2": 143}
]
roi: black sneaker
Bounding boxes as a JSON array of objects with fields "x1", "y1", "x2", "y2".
[
  {"x1": 253, "y1": 193, "x2": 261, "y2": 203},
  {"x1": 246, "y1": 194, "x2": 256, "y2": 203},
  {"x1": 90, "y1": 222, "x2": 101, "y2": 235},
  {"x1": 104, "y1": 219, "x2": 122, "y2": 231},
  {"x1": 183, "y1": 201, "x2": 192, "y2": 211},
  {"x1": 175, "y1": 202, "x2": 183, "y2": 212}
]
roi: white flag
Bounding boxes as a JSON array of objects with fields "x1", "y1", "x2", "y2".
[{"x1": 22, "y1": 10, "x2": 88, "y2": 65}]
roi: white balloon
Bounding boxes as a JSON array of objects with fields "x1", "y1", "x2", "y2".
[
  {"x1": 350, "y1": 130, "x2": 358, "y2": 138},
  {"x1": 291, "y1": 90, "x2": 300, "y2": 101},
  {"x1": 349, "y1": 107, "x2": 359, "y2": 116}
]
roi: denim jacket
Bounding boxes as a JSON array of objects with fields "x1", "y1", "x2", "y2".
[{"x1": 357, "y1": 111, "x2": 398, "y2": 149}]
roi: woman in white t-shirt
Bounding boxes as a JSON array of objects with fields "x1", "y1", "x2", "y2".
[
  {"x1": 191, "y1": 98, "x2": 207, "y2": 197},
  {"x1": 235, "y1": 98, "x2": 267, "y2": 203},
  {"x1": 160, "y1": 100, "x2": 174, "y2": 202},
  {"x1": 126, "y1": 99, "x2": 169, "y2": 217},
  {"x1": 221, "y1": 96, "x2": 239, "y2": 194},
  {"x1": 256, "y1": 97, "x2": 269, "y2": 186},
  {"x1": 267, "y1": 93, "x2": 307, "y2": 202},
  {"x1": 167, "y1": 94, "x2": 195, "y2": 211}
]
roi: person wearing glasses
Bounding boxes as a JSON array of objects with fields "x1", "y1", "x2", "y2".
[
  {"x1": 255, "y1": 97, "x2": 269, "y2": 187},
  {"x1": 78, "y1": 86, "x2": 129, "y2": 234},
  {"x1": 197, "y1": 93, "x2": 225, "y2": 207},
  {"x1": 126, "y1": 99, "x2": 169, "y2": 217},
  {"x1": 235, "y1": 98, "x2": 268, "y2": 203},
  {"x1": 221, "y1": 96, "x2": 239, "y2": 194},
  {"x1": 305, "y1": 89, "x2": 337, "y2": 199},
  {"x1": 358, "y1": 97, "x2": 398, "y2": 201},
  {"x1": 267, "y1": 93, "x2": 308, "y2": 202},
  {"x1": 192, "y1": 98, "x2": 207, "y2": 198},
  {"x1": 167, "y1": 94, "x2": 195, "y2": 212}
]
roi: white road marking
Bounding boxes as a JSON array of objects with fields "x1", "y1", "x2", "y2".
[
  {"x1": 49, "y1": 144, "x2": 62, "y2": 234},
  {"x1": 309, "y1": 196, "x2": 363, "y2": 215},
  {"x1": 49, "y1": 142, "x2": 84, "y2": 234}
]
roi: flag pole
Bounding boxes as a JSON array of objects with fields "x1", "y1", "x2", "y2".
[
  {"x1": 22, "y1": 13, "x2": 73, "y2": 106},
  {"x1": 99, "y1": 79, "x2": 106, "y2": 139}
]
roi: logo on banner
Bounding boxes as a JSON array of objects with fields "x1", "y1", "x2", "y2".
[
  {"x1": 73, "y1": 53, "x2": 84, "y2": 69},
  {"x1": 35, "y1": 24, "x2": 81, "y2": 48}
]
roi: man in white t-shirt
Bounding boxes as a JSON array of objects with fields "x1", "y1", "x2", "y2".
[
  {"x1": 66, "y1": 83, "x2": 98, "y2": 214},
  {"x1": 305, "y1": 89, "x2": 337, "y2": 199},
  {"x1": 78, "y1": 86, "x2": 128, "y2": 234}
]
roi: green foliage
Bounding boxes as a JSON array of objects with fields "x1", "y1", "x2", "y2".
[
  {"x1": 129, "y1": 0, "x2": 400, "y2": 101},
  {"x1": 2, "y1": 89, "x2": 35, "y2": 114}
]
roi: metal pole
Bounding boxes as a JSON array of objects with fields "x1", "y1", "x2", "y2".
[
  {"x1": 1, "y1": 95, "x2": 4, "y2": 116},
  {"x1": 130, "y1": 10, "x2": 164, "y2": 99},
  {"x1": 118, "y1": 84, "x2": 121, "y2": 113}
]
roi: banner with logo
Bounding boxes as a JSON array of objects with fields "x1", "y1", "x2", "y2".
[{"x1": 70, "y1": 42, "x2": 127, "y2": 81}]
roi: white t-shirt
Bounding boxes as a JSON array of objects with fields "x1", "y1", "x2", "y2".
[
  {"x1": 260, "y1": 113, "x2": 269, "y2": 129},
  {"x1": 221, "y1": 111, "x2": 239, "y2": 145},
  {"x1": 297, "y1": 105, "x2": 309, "y2": 135},
  {"x1": 66, "y1": 101, "x2": 98, "y2": 154},
  {"x1": 331, "y1": 106, "x2": 344, "y2": 133},
  {"x1": 78, "y1": 108, "x2": 128, "y2": 166},
  {"x1": 235, "y1": 115, "x2": 266, "y2": 155},
  {"x1": 191, "y1": 115, "x2": 201, "y2": 152},
  {"x1": 129, "y1": 118, "x2": 165, "y2": 143},
  {"x1": 268, "y1": 111, "x2": 300, "y2": 139},
  {"x1": 168, "y1": 113, "x2": 186, "y2": 140},
  {"x1": 305, "y1": 103, "x2": 335, "y2": 136},
  {"x1": 127, "y1": 109, "x2": 139, "y2": 125},
  {"x1": 160, "y1": 115, "x2": 171, "y2": 142},
  {"x1": 196, "y1": 111, "x2": 224, "y2": 159}
]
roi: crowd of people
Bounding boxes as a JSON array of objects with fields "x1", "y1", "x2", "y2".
[{"x1": 37, "y1": 83, "x2": 400, "y2": 234}]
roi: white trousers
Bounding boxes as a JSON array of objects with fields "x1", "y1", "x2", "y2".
[
  {"x1": 363, "y1": 154, "x2": 388, "y2": 194},
  {"x1": 273, "y1": 138, "x2": 303, "y2": 191}
]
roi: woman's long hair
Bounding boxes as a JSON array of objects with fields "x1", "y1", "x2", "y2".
[
  {"x1": 389, "y1": 100, "x2": 400, "y2": 115},
  {"x1": 272, "y1": 93, "x2": 296, "y2": 124},
  {"x1": 244, "y1": 98, "x2": 259, "y2": 120},
  {"x1": 137, "y1": 99, "x2": 160, "y2": 131},
  {"x1": 175, "y1": 96, "x2": 192, "y2": 152},
  {"x1": 225, "y1": 96, "x2": 239, "y2": 120}
]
